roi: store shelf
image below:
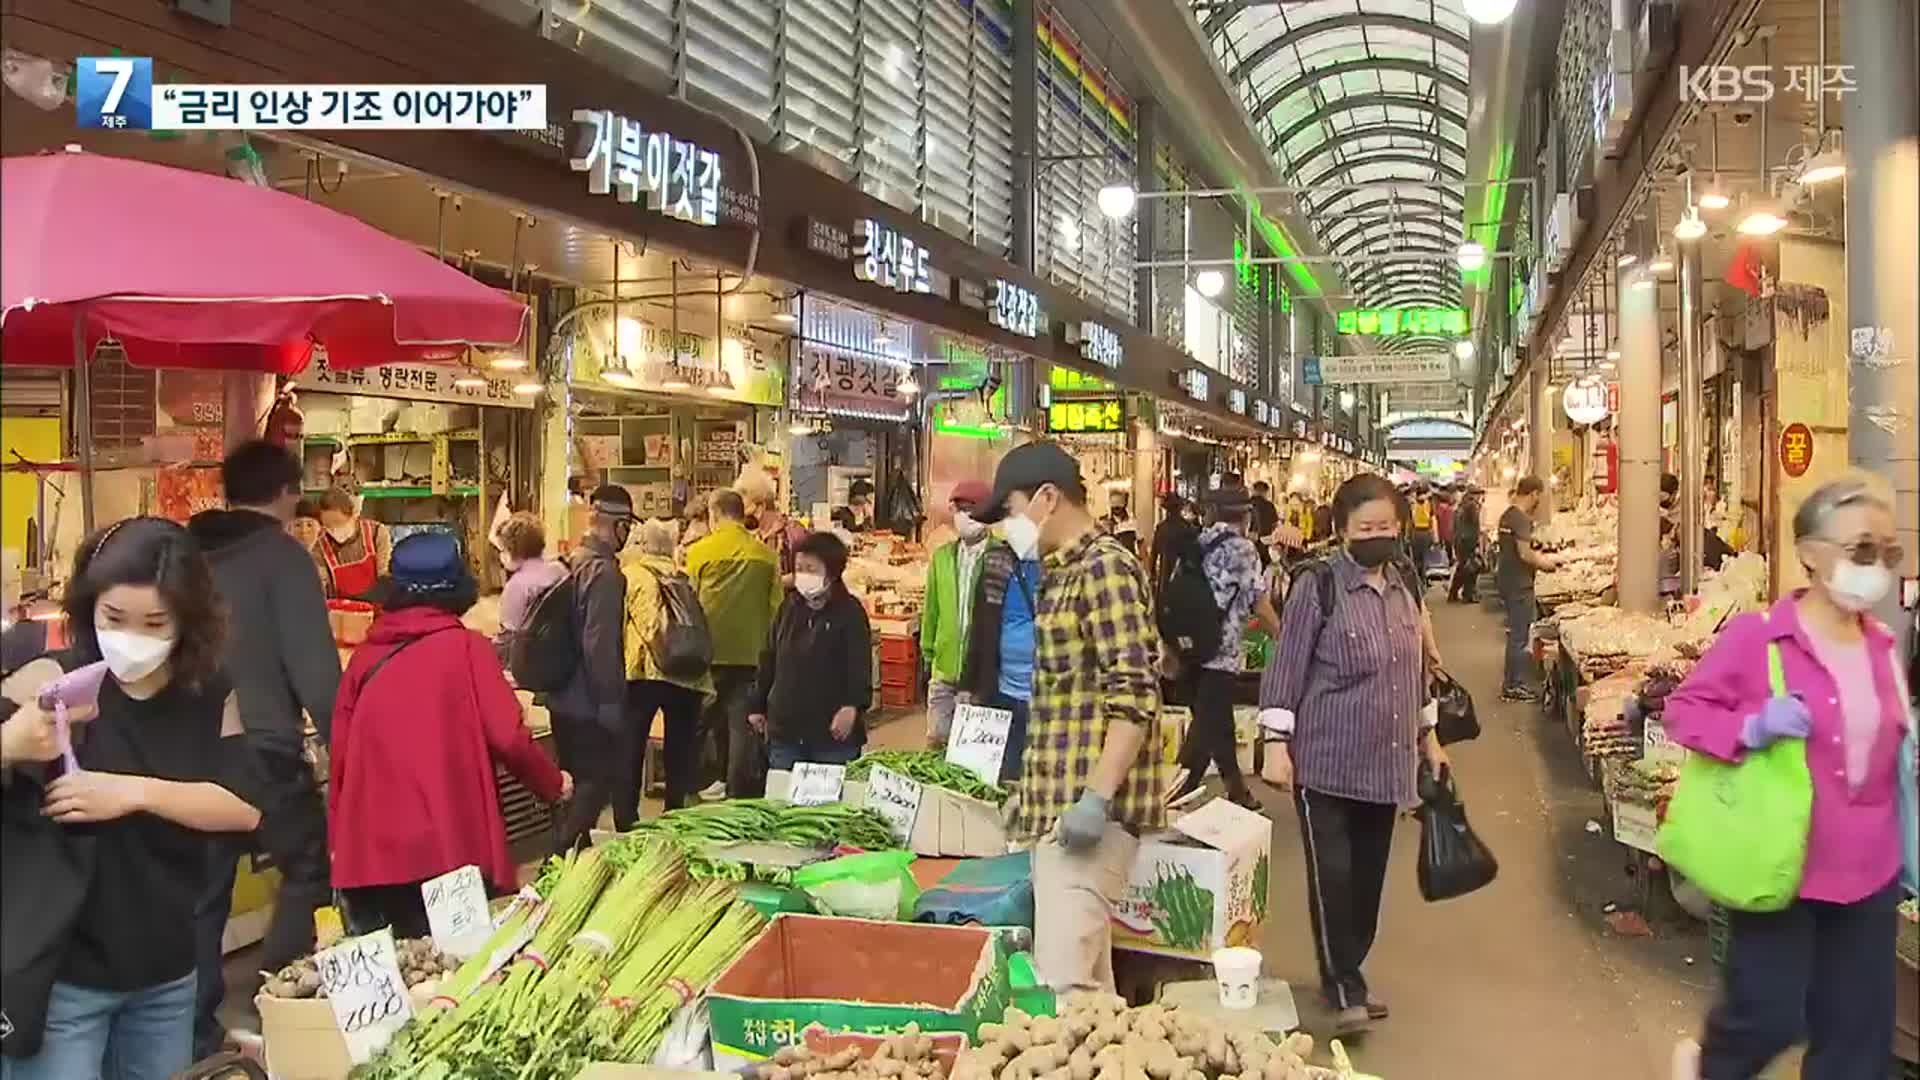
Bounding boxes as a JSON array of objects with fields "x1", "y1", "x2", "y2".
[{"x1": 345, "y1": 429, "x2": 479, "y2": 446}]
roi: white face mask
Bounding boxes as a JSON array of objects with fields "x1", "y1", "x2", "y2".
[
  {"x1": 1002, "y1": 514, "x2": 1042, "y2": 560},
  {"x1": 953, "y1": 512, "x2": 986, "y2": 542},
  {"x1": 794, "y1": 571, "x2": 829, "y2": 600},
  {"x1": 1824, "y1": 559, "x2": 1894, "y2": 613},
  {"x1": 95, "y1": 627, "x2": 175, "y2": 683},
  {"x1": 327, "y1": 522, "x2": 358, "y2": 544}
]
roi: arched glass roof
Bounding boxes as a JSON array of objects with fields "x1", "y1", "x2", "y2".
[{"x1": 1199, "y1": 0, "x2": 1470, "y2": 313}]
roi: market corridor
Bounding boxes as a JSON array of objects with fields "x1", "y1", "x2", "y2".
[{"x1": 1242, "y1": 597, "x2": 1714, "y2": 1077}]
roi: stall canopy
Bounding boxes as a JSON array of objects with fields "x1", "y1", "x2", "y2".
[{"x1": 0, "y1": 149, "x2": 528, "y2": 373}]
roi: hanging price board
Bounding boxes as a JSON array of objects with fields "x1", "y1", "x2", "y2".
[
  {"x1": 316, "y1": 929, "x2": 415, "y2": 1064},
  {"x1": 944, "y1": 704, "x2": 1013, "y2": 787},
  {"x1": 789, "y1": 762, "x2": 848, "y2": 806},
  {"x1": 864, "y1": 765, "x2": 924, "y2": 845}
]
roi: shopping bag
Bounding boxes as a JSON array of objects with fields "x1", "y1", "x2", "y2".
[
  {"x1": 1656, "y1": 639, "x2": 1811, "y2": 912},
  {"x1": 1431, "y1": 669, "x2": 1480, "y2": 746},
  {"x1": 1415, "y1": 763, "x2": 1498, "y2": 901},
  {"x1": 792, "y1": 849, "x2": 920, "y2": 920}
]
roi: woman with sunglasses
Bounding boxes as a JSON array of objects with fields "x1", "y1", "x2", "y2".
[{"x1": 1665, "y1": 475, "x2": 1916, "y2": 1080}]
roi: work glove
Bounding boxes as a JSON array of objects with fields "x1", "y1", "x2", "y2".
[
  {"x1": 1057, "y1": 790, "x2": 1111, "y2": 852},
  {"x1": 1739, "y1": 696, "x2": 1812, "y2": 750}
]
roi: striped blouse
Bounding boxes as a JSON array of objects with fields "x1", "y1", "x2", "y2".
[{"x1": 1258, "y1": 551, "x2": 1432, "y2": 806}]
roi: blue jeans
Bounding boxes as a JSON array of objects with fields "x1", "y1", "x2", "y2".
[
  {"x1": 1500, "y1": 585, "x2": 1537, "y2": 691},
  {"x1": 3, "y1": 972, "x2": 196, "y2": 1080},
  {"x1": 767, "y1": 738, "x2": 863, "y2": 771}
]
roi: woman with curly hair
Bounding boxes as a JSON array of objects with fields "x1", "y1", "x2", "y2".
[{"x1": 1, "y1": 517, "x2": 262, "y2": 1078}]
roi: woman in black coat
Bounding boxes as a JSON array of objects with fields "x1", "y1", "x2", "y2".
[{"x1": 747, "y1": 532, "x2": 873, "y2": 769}]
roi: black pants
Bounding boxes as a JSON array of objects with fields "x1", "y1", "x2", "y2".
[
  {"x1": 194, "y1": 743, "x2": 331, "y2": 1058},
  {"x1": 342, "y1": 882, "x2": 432, "y2": 941},
  {"x1": 1700, "y1": 881, "x2": 1899, "y2": 1079},
  {"x1": 704, "y1": 664, "x2": 765, "y2": 799},
  {"x1": 1410, "y1": 534, "x2": 1433, "y2": 578},
  {"x1": 1447, "y1": 541, "x2": 1478, "y2": 601},
  {"x1": 1176, "y1": 667, "x2": 1248, "y2": 795},
  {"x1": 550, "y1": 709, "x2": 635, "y2": 848},
  {"x1": 624, "y1": 679, "x2": 705, "y2": 812},
  {"x1": 1295, "y1": 786, "x2": 1397, "y2": 1010}
]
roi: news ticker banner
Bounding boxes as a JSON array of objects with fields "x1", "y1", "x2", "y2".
[{"x1": 76, "y1": 57, "x2": 545, "y2": 131}]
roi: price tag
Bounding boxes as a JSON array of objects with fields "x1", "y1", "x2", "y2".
[
  {"x1": 864, "y1": 764, "x2": 923, "y2": 845},
  {"x1": 1611, "y1": 800, "x2": 1660, "y2": 854},
  {"x1": 421, "y1": 864, "x2": 491, "y2": 959},
  {"x1": 945, "y1": 704, "x2": 1012, "y2": 787},
  {"x1": 315, "y1": 928, "x2": 415, "y2": 1064},
  {"x1": 789, "y1": 762, "x2": 847, "y2": 807},
  {"x1": 1642, "y1": 717, "x2": 1686, "y2": 768}
]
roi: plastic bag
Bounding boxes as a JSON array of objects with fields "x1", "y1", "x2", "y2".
[
  {"x1": 1657, "y1": 639, "x2": 1811, "y2": 912},
  {"x1": 1415, "y1": 763, "x2": 1498, "y2": 902},
  {"x1": 1431, "y1": 669, "x2": 1479, "y2": 746},
  {"x1": 792, "y1": 850, "x2": 919, "y2": 920}
]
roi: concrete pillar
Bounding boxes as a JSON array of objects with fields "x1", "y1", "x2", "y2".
[
  {"x1": 1617, "y1": 266, "x2": 1663, "y2": 614},
  {"x1": 1010, "y1": 0, "x2": 1038, "y2": 273},
  {"x1": 1133, "y1": 99, "x2": 1158, "y2": 329},
  {"x1": 1530, "y1": 356, "x2": 1554, "y2": 522},
  {"x1": 1677, "y1": 243, "x2": 1706, "y2": 593},
  {"x1": 1845, "y1": 0, "x2": 1919, "y2": 644}
]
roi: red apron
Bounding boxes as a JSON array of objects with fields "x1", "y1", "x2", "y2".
[{"x1": 322, "y1": 519, "x2": 380, "y2": 599}]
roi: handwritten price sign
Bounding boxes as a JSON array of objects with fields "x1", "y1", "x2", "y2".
[
  {"x1": 864, "y1": 765, "x2": 923, "y2": 846},
  {"x1": 421, "y1": 864, "x2": 491, "y2": 959},
  {"x1": 316, "y1": 928, "x2": 414, "y2": 1064},
  {"x1": 789, "y1": 762, "x2": 847, "y2": 807},
  {"x1": 945, "y1": 704, "x2": 1012, "y2": 787}
]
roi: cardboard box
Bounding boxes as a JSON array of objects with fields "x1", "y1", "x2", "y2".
[
  {"x1": 256, "y1": 984, "x2": 439, "y2": 1080},
  {"x1": 766, "y1": 771, "x2": 1010, "y2": 858},
  {"x1": 707, "y1": 915, "x2": 1011, "y2": 1069},
  {"x1": 1111, "y1": 799, "x2": 1272, "y2": 960}
]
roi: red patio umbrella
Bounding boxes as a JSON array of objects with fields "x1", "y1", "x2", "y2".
[{"x1": 0, "y1": 148, "x2": 530, "y2": 528}]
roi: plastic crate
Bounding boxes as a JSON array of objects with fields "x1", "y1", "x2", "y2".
[
  {"x1": 877, "y1": 635, "x2": 918, "y2": 664},
  {"x1": 878, "y1": 681, "x2": 918, "y2": 708}
]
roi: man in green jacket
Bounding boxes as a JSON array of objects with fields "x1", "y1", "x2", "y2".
[
  {"x1": 687, "y1": 488, "x2": 786, "y2": 797},
  {"x1": 920, "y1": 480, "x2": 993, "y2": 749}
]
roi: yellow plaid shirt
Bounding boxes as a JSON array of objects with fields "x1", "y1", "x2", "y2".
[{"x1": 1015, "y1": 527, "x2": 1165, "y2": 840}]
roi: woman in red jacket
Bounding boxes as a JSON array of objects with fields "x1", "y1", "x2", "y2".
[{"x1": 328, "y1": 532, "x2": 570, "y2": 937}]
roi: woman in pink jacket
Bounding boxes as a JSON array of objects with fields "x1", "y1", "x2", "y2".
[{"x1": 1664, "y1": 476, "x2": 1913, "y2": 1080}]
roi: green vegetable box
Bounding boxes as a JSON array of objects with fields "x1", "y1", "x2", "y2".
[
  {"x1": 707, "y1": 914, "x2": 1012, "y2": 1070},
  {"x1": 767, "y1": 769, "x2": 1009, "y2": 858},
  {"x1": 1112, "y1": 799, "x2": 1272, "y2": 960}
]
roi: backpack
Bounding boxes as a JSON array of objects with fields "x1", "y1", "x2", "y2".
[
  {"x1": 1157, "y1": 535, "x2": 1236, "y2": 665},
  {"x1": 1288, "y1": 551, "x2": 1426, "y2": 621},
  {"x1": 508, "y1": 573, "x2": 579, "y2": 692},
  {"x1": 649, "y1": 569, "x2": 713, "y2": 680}
]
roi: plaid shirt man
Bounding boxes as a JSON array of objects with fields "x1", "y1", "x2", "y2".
[{"x1": 1015, "y1": 528, "x2": 1166, "y2": 840}]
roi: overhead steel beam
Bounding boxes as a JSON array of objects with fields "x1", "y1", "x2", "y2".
[
  {"x1": 1228, "y1": 14, "x2": 1469, "y2": 86},
  {"x1": 1198, "y1": 0, "x2": 1258, "y2": 37},
  {"x1": 1314, "y1": 192, "x2": 1465, "y2": 220},
  {"x1": 1324, "y1": 217, "x2": 1462, "y2": 254},
  {"x1": 1251, "y1": 58, "x2": 1468, "y2": 127},
  {"x1": 1274, "y1": 93, "x2": 1468, "y2": 156},
  {"x1": 1300, "y1": 153, "x2": 1465, "y2": 189},
  {"x1": 1282, "y1": 125, "x2": 1467, "y2": 180}
]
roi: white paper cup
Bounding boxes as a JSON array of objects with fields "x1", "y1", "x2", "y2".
[{"x1": 1211, "y1": 947, "x2": 1262, "y2": 1009}]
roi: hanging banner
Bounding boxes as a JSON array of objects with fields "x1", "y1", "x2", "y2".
[
  {"x1": 1389, "y1": 382, "x2": 1466, "y2": 413},
  {"x1": 1312, "y1": 353, "x2": 1453, "y2": 385},
  {"x1": 792, "y1": 342, "x2": 910, "y2": 421},
  {"x1": 575, "y1": 309, "x2": 786, "y2": 408},
  {"x1": 307, "y1": 350, "x2": 534, "y2": 409}
]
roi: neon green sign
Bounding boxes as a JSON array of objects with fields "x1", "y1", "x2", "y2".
[
  {"x1": 1336, "y1": 307, "x2": 1469, "y2": 336},
  {"x1": 1049, "y1": 367, "x2": 1115, "y2": 393},
  {"x1": 932, "y1": 372, "x2": 1010, "y2": 439},
  {"x1": 1233, "y1": 236, "x2": 1256, "y2": 290}
]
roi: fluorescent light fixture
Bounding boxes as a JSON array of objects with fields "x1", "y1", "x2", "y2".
[
  {"x1": 1617, "y1": 251, "x2": 1638, "y2": 268},
  {"x1": 1455, "y1": 241, "x2": 1487, "y2": 271},
  {"x1": 1648, "y1": 247, "x2": 1675, "y2": 273},
  {"x1": 1736, "y1": 204, "x2": 1789, "y2": 236},
  {"x1": 1097, "y1": 183, "x2": 1137, "y2": 220},
  {"x1": 770, "y1": 294, "x2": 800, "y2": 324},
  {"x1": 1194, "y1": 270, "x2": 1226, "y2": 298},
  {"x1": 1454, "y1": 339, "x2": 1476, "y2": 361},
  {"x1": 1463, "y1": 0, "x2": 1518, "y2": 24},
  {"x1": 1698, "y1": 185, "x2": 1731, "y2": 211},
  {"x1": 1798, "y1": 145, "x2": 1846, "y2": 185},
  {"x1": 1674, "y1": 209, "x2": 1708, "y2": 241},
  {"x1": 511, "y1": 380, "x2": 544, "y2": 396},
  {"x1": 661, "y1": 371, "x2": 692, "y2": 391},
  {"x1": 488, "y1": 354, "x2": 528, "y2": 371},
  {"x1": 1632, "y1": 276, "x2": 1656, "y2": 290}
]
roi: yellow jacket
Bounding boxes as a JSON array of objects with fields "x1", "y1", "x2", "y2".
[{"x1": 619, "y1": 551, "x2": 717, "y2": 705}]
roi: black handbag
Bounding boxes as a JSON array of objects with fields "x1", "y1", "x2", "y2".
[
  {"x1": 1415, "y1": 763, "x2": 1498, "y2": 902},
  {"x1": 1430, "y1": 669, "x2": 1480, "y2": 745}
]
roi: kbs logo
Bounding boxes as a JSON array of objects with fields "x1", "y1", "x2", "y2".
[{"x1": 1679, "y1": 65, "x2": 1774, "y2": 103}]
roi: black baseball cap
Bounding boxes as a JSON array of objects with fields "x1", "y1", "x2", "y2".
[
  {"x1": 1202, "y1": 486, "x2": 1251, "y2": 514},
  {"x1": 589, "y1": 483, "x2": 638, "y2": 520},
  {"x1": 973, "y1": 442, "x2": 1086, "y2": 524}
]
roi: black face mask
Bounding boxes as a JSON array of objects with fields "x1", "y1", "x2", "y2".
[{"x1": 1348, "y1": 536, "x2": 1401, "y2": 568}]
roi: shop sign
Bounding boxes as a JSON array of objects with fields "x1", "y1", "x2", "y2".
[
  {"x1": 570, "y1": 108, "x2": 722, "y2": 227},
  {"x1": 1562, "y1": 375, "x2": 1611, "y2": 425},
  {"x1": 1779, "y1": 421, "x2": 1814, "y2": 477},
  {"x1": 1066, "y1": 320, "x2": 1123, "y2": 369},
  {"x1": 986, "y1": 279, "x2": 1043, "y2": 338},
  {"x1": 1176, "y1": 369, "x2": 1210, "y2": 402},
  {"x1": 583, "y1": 313, "x2": 786, "y2": 408},
  {"x1": 1226, "y1": 388, "x2": 1246, "y2": 415},
  {"x1": 307, "y1": 350, "x2": 534, "y2": 409},
  {"x1": 1301, "y1": 356, "x2": 1322, "y2": 386},
  {"x1": 1336, "y1": 307, "x2": 1469, "y2": 337},
  {"x1": 1252, "y1": 400, "x2": 1270, "y2": 425},
  {"x1": 794, "y1": 342, "x2": 910, "y2": 420},
  {"x1": 1045, "y1": 397, "x2": 1125, "y2": 435},
  {"x1": 853, "y1": 218, "x2": 932, "y2": 295},
  {"x1": 800, "y1": 217, "x2": 851, "y2": 261},
  {"x1": 1050, "y1": 366, "x2": 1115, "y2": 393},
  {"x1": 1313, "y1": 353, "x2": 1452, "y2": 386},
  {"x1": 1291, "y1": 417, "x2": 1308, "y2": 438}
]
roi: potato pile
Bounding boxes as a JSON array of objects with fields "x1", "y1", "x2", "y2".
[
  {"x1": 954, "y1": 996, "x2": 1319, "y2": 1080},
  {"x1": 260, "y1": 937, "x2": 454, "y2": 999},
  {"x1": 751, "y1": 1025, "x2": 943, "y2": 1080}
]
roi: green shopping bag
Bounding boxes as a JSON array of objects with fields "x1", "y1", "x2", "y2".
[{"x1": 1656, "y1": 636, "x2": 1812, "y2": 912}]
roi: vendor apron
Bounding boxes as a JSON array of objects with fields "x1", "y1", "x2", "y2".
[{"x1": 323, "y1": 519, "x2": 380, "y2": 599}]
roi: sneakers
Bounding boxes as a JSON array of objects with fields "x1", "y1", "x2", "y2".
[
  {"x1": 698, "y1": 781, "x2": 726, "y2": 801},
  {"x1": 1499, "y1": 686, "x2": 1541, "y2": 703},
  {"x1": 1226, "y1": 787, "x2": 1264, "y2": 813},
  {"x1": 1332, "y1": 1005, "x2": 1373, "y2": 1036},
  {"x1": 1669, "y1": 1039, "x2": 1701, "y2": 1080}
]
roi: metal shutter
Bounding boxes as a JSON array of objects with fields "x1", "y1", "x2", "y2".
[
  {"x1": 684, "y1": 0, "x2": 777, "y2": 130},
  {"x1": 779, "y1": 0, "x2": 860, "y2": 169}
]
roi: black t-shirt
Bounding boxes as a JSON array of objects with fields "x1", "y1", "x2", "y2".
[
  {"x1": 1496, "y1": 505, "x2": 1537, "y2": 594},
  {"x1": 61, "y1": 669, "x2": 260, "y2": 991}
]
